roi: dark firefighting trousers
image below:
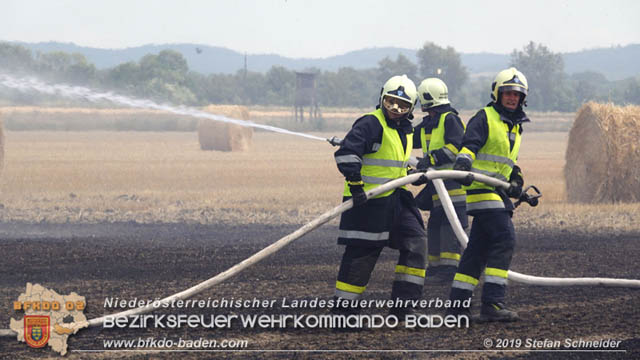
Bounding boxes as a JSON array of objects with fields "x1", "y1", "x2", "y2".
[
  {"x1": 335, "y1": 193, "x2": 427, "y2": 301},
  {"x1": 427, "y1": 205, "x2": 466, "y2": 271},
  {"x1": 449, "y1": 211, "x2": 515, "y2": 305}
]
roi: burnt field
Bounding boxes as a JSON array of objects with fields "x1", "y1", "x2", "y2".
[{"x1": 1, "y1": 221, "x2": 639, "y2": 359}]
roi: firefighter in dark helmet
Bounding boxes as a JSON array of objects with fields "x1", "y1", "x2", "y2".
[
  {"x1": 333, "y1": 75, "x2": 427, "y2": 317},
  {"x1": 448, "y1": 67, "x2": 529, "y2": 322}
]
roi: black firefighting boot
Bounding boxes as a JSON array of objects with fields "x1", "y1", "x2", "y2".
[
  {"x1": 445, "y1": 288, "x2": 472, "y2": 319},
  {"x1": 475, "y1": 302, "x2": 520, "y2": 323}
]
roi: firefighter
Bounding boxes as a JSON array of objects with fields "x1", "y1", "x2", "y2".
[
  {"x1": 333, "y1": 75, "x2": 427, "y2": 317},
  {"x1": 413, "y1": 78, "x2": 467, "y2": 282},
  {"x1": 447, "y1": 67, "x2": 529, "y2": 322}
]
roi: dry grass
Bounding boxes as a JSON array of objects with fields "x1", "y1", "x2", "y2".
[
  {"x1": 0, "y1": 106, "x2": 576, "y2": 133},
  {"x1": 0, "y1": 127, "x2": 639, "y2": 235},
  {"x1": 0, "y1": 131, "x2": 339, "y2": 225}
]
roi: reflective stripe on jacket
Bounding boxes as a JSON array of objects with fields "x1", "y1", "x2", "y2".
[
  {"x1": 421, "y1": 111, "x2": 466, "y2": 207},
  {"x1": 338, "y1": 109, "x2": 415, "y2": 246},
  {"x1": 460, "y1": 106, "x2": 521, "y2": 212},
  {"x1": 420, "y1": 127, "x2": 431, "y2": 158},
  {"x1": 343, "y1": 108, "x2": 412, "y2": 199},
  {"x1": 426, "y1": 111, "x2": 459, "y2": 170}
]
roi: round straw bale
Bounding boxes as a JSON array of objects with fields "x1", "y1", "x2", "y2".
[
  {"x1": 565, "y1": 102, "x2": 640, "y2": 203},
  {"x1": 198, "y1": 105, "x2": 252, "y2": 151}
]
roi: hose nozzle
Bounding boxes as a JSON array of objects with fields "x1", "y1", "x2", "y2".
[
  {"x1": 327, "y1": 136, "x2": 343, "y2": 147},
  {"x1": 515, "y1": 185, "x2": 542, "y2": 208}
]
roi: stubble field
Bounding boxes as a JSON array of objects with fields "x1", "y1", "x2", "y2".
[
  {"x1": 1, "y1": 118, "x2": 639, "y2": 359},
  {"x1": 0, "y1": 128, "x2": 637, "y2": 234}
]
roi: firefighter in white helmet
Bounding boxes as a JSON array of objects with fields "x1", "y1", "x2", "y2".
[
  {"x1": 332, "y1": 75, "x2": 427, "y2": 318},
  {"x1": 447, "y1": 67, "x2": 529, "y2": 322},
  {"x1": 412, "y1": 78, "x2": 467, "y2": 282}
]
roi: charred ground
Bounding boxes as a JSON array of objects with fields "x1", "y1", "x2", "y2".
[{"x1": 1, "y1": 222, "x2": 639, "y2": 359}]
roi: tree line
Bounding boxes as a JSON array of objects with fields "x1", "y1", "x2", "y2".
[{"x1": 0, "y1": 41, "x2": 638, "y2": 111}]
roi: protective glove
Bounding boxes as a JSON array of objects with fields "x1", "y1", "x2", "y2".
[
  {"x1": 507, "y1": 165, "x2": 524, "y2": 198},
  {"x1": 429, "y1": 148, "x2": 449, "y2": 167},
  {"x1": 453, "y1": 156, "x2": 473, "y2": 186},
  {"x1": 348, "y1": 183, "x2": 367, "y2": 207},
  {"x1": 408, "y1": 168, "x2": 428, "y2": 186},
  {"x1": 506, "y1": 182, "x2": 522, "y2": 198},
  {"x1": 453, "y1": 156, "x2": 472, "y2": 172},
  {"x1": 416, "y1": 156, "x2": 432, "y2": 172}
]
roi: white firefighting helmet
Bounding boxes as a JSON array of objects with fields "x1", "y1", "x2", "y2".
[
  {"x1": 491, "y1": 67, "x2": 528, "y2": 104},
  {"x1": 380, "y1": 75, "x2": 417, "y2": 115},
  {"x1": 418, "y1": 77, "x2": 450, "y2": 111}
]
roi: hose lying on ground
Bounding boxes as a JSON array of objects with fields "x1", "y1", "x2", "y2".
[
  {"x1": 2, "y1": 170, "x2": 639, "y2": 337},
  {"x1": 430, "y1": 170, "x2": 640, "y2": 287},
  {"x1": 0, "y1": 172, "x2": 423, "y2": 336}
]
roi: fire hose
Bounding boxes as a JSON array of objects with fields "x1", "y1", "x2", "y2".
[
  {"x1": 2, "y1": 168, "x2": 639, "y2": 338},
  {"x1": 428, "y1": 170, "x2": 640, "y2": 287}
]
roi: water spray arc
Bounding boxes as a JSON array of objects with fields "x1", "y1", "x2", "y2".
[{"x1": 0, "y1": 74, "x2": 327, "y2": 142}]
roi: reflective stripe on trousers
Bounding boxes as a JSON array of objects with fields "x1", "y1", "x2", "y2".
[
  {"x1": 335, "y1": 280, "x2": 366, "y2": 300},
  {"x1": 484, "y1": 267, "x2": 508, "y2": 285},
  {"x1": 440, "y1": 252, "x2": 460, "y2": 266},
  {"x1": 452, "y1": 273, "x2": 478, "y2": 291},
  {"x1": 337, "y1": 230, "x2": 389, "y2": 242},
  {"x1": 394, "y1": 265, "x2": 425, "y2": 286}
]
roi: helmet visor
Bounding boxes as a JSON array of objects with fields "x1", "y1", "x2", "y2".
[
  {"x1": 383, "y1": 96, "x2": 412, "y2": 115},
  {"x1": 499, "y1": 85, "x2": 527, "y2": 96}
]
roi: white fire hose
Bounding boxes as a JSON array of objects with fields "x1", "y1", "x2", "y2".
[
  {"x1": 2, "y1": 170, "x2": 639, "y2": 337},
  {"x1": 429, "y1": 170, "x2": 640, "y2": 287}
]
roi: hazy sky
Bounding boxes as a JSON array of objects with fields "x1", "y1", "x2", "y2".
[{"x1": 3, "y1": 0, "x2": 639, "y2": 58}]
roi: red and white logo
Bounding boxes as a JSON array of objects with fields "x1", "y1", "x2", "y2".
[{"x1": 24, "y1": 315, "x2": 50, "y2": 348}]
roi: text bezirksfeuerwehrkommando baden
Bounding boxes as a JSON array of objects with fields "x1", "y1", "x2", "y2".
[{"x1": 103, "y1": 313, "x2": 469, "y2": 329}]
